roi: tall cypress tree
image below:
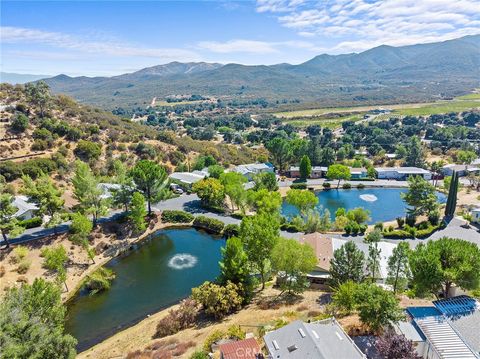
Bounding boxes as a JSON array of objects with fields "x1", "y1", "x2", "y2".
[{"x1": 445, "y1": 171, "x2": 458, "y2": 217}]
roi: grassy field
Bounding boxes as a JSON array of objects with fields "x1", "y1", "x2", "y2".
[{"x1": 275, "y1": 95, "x2": 480, "y2": 127}]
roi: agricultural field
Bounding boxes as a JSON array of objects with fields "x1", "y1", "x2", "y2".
[{"x1": 283, "y1": 114, "x2": 363, "y2": 128}]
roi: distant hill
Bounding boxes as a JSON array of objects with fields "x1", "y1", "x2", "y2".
[
  {"x1": 41, "y1": 35, "x2": 480, "y2": 109},
  {"x1": 1, "y1": 72, "x2": 52, "y2": 84}
]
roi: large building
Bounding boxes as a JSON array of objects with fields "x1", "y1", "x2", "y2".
[
  {"x1": 375, "y1": 167, "x2": 432, "y2": 180},
  {"x1": 288, "y1": 166, "x2": 327, "y2": 179},
  {"x1": 264, "y1": 319, "x2": 365, "y2": 359},
  {"x1": 441, "y1": 164, "x2": 480, "y2": 177},
  {"x1": 234, "y1": 163, "x2": 274, "y2": 181}
]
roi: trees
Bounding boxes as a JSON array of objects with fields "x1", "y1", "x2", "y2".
[
  {"x1": 253, "y1": 171, "x2": 278, "y2": 192},
  {"x1": 193, "y1": 178, "x2": 225, "y2": 209},
  {"x1": 219, "y1": 237, "x2": 251, "y2": 299},
  {"x1": 129, "y1": 192, "x2": 147, "y2": 233},
  {"x1": 445, "y1": 171, "x2": 459, "y2": 217},
  {"x1": 285, "y1": 189, "x2": 318, "y2": 216},
  {"x1": 0, "y1": 278, "x2": 77, "y2": 358},
  {"x1": 220, "y1": 172, "x2": 247, "y2": 213},
  {"x1": 401, "y1": 175, "x2": 438, "y2": 217},
  {"x1": 387, "y1": 242, "x2": 411, "y2": 294},
  {"x1": 72, "y1": 161, "x2": 109, "y2": 226},
  {"x1": 456, "y1": 150, "x2": 476, "y2": 167},
  {"x1": 299, "y1": 155, "x2": 312, "y2": 180},
  {"x1": 69, "y1": 213, "x2": 95, "y2": 264},
  {"x1": 329, "y1": 241, "x2": 365, "y2": 286},
  {"x1": 191, "y1": 281, "x2": 243, "y2": 319},
  {"x1": 22, "y1": 174, "x2": 64, "y2": 231},
  {"x1": 375, "y1": 330, "x2": 421, "y2": 359},
  {"x1": 271, "y1": 237, "x2": 317, "y2": 294},
  {"x1": 240, "y1": 212, "x2": 280, "y2": 289},
  {"x1": 346, "y1": 207, "x2": 371, "y2": 224},
  {"x1": 25, "y1": 81, "x2": 50, "y2": 118},
  {"x1": 130, "y1": 160, "x2": 168, "y2": 215},
  {"x1": 207, "y1": 165, "x2": 225, "y2": 179},
  {"x1": 247, "y1": 189, "x2": 282, "y2": 215},
  {"x1": 332, "y1": 281, "x2": 358, "y2": 314},
  {"x1": 355, "y1": 283, "x2": 403, "y2": 333},
  {"x1": 326, "y1": 164, "x2": 351, "y2": 189},
  {"x1": 266, "y1": 138, "x2": 292, "y2": 173},
  {"x1": 41, "y1": 245, "x2": 69, "y2": 291},
  {"x1": 405, "y1": 136, "x2": 425, "y2": 168},
  {"x1": 365, "y1": 229, "x2": 382, "y2": 283},
  {"x1": 0, "y1": 185, "x2": 25, "y2": 248},
  {"x1": 74, "y1": 140, "x2": 102, "y2": 162},
  {"x1": 409, "y1": 237, "x2": 480, "y2": 298},
  {"x1": 11, "y1": 114, "x2": 29, "y2": 133}
]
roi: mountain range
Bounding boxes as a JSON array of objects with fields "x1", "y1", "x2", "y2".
[
  {"x1": 1, "y1": 72, "x2": 52, "y2": 84},
  {"x1": 36, "y1": 35, "x2": 480, "y2": 109}
]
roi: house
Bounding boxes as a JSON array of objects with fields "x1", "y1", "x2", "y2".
[
  {"x1": 169, "y1": 171, "x2": 206, "y2": 187},
  {"x1": 349, "y1": 167, "x2": 368, "y2": 179},
  {"x1": 395, "y1": 296, "x2": 480, "y2": 359},
  {"x1": 234, "y1": 163, "x2": 274, "y2": 181},
  {"x1": 218, "y1": 337, "x2": 263, "y2": 359},
  {"x1": 288, "y1": 166, "x2": 327, "y2": 178},
  {"x1": 441, "y1": 164, "x2": 480, "y2": 177},
  {"x1": 13, "y1": 195, "x2": 38, "y2": 220},
  {"x1": 471, "y1": 207, "x2": 480, "y2": 224},
  {"x1": 263, "y1": 318, "x2": 365, "y2": 358},
  {"x1": 300, "y1": 233, "x2": 397, "y2": 285},
  {"x1": 375, "y1": 167, "x2": 432, "y2": 180}
]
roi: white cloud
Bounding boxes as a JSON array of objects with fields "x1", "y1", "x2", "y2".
[
  {"x1": 196, "y1": 39, "x2": 280, "y2": 54},
  {"x1": 0, "y1": 26, "x2": 200, "y2": 60},
  {"x1": 256, "y1": 0, "x2": 480, "y2": 53}
]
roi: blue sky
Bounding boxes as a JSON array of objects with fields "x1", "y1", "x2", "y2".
[{"x1": 1, "y1": 0, "x2": 479, "y2": 76}]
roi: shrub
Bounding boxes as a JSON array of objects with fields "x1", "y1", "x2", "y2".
[
  {"x1": 31, "y1": 139, "x2": 49, "y2": 151},
  {"x1": 190, "y1": 351, "x2": 209, "y2": 359},
  {"x1": 74, "y1": 140, "x2": 102, "y2": 161},
  {"x1": 405, "y1": 215, "x2": 416, "y2": 227},
  {"x1": 19, "y1": 217, "x2": 43, "y2": 229},
  {"x1": 290, "y1": 182, "x2": 307, "y2": 190},
  {"x1": 203, "y1": 330, "x2": 225, "y2": 352},
  {"x1": 226, "y1": 325, "x2": 246, "y2": 340},
  {"x1": 374, "y1": 222, "x2": 384, "y2": 231},
  {"x1": 155, "y1": 298, "x2": 198, "y2": 338},
  {"x1": 192, "y1": 281, "x2": 243, "y2": 319},
  {"x1": 223, "y1": 224, "x2": 239, "y2": 238},
  {"x1": 161, "y1": 210, "x2": 194, "y2": 223},
  {"x1": 357, "y1": 183, "x2": 365, "y2": 189},
  {"x1": 322, "y1": 182, "x2": 331, "y2": 189},
  {"x1": 82, "y1": 267, "x2": 116, "y2": 295},
  {"x1": 11, "y1": 114, "x2": 29, "y2": 132},
  {"x1": 359, "y1": 224, "x2": 368, "y2": 234},
  {"x1": 12, "y1": 246, "x2": 29, "y2": 264},
  {"x1": 428, "y1": 210, "x2": 440, "y2": 225},
  {"x1": 342, "y1": 183, "x2": 352, "y2": 189},
  {"x1": 17, "y1": 259, "x2": 31, "y2": 274},
  {"x1": 192, "y1": 216, "x2": 224, "y2": 234},
  {"x1": 396, "y1": 217, "x2": 405, "y2": 228}
]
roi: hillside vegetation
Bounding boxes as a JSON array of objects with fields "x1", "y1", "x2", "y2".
[{"x1": 42, "y1": 35, "x2": 480, "y2": 109}]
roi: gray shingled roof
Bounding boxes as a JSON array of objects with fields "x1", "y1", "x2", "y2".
[{"x1": 264, "y1": 319, "x2": 365, "y2": 358}]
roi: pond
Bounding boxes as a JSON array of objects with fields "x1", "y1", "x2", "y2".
[
  {"x1": 282, "y1": 187, "x2": 446, "y2": 224},
  {"x1": 65, "y1": 227, "x2": 224, "y2": 351}
]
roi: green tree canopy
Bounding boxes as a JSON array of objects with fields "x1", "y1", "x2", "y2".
[
  {"x1": 253, "y1": 172, "x2": 278, "y2": 192},
  {"x1": 409, "y1": 237, "x2": 480, "y2": 298},
  {"x1": 266, "y1": 138, "x2": 292, "y2": 173},
  {"x1": 405, "y1": 136, "x2": 425, "y2": 168},
  {"x1": 330, "y1": 241, "x2": 365, "y2": 286},
  {"x1": 220, "y1": 172, "x2": 247, "y2": 213},
  {"x1": 285, "y1": 189, "x2": 318, "y2": 216},
  {"x1": 271, "y1": 237, "x2": 317, "y2": 294},
  {"x1": 0, "y1": 278, "x2": 77, "y2": 358},
  {"x1": 387, "y1": 242, "x2": 411, "y2": 294},
  {"x1": 130, "y1": 160, "x2": 168, "y2": 215},
  {"x1": 0, "y1": 184, "x2": 25, "y2": 248},
  {"x1": 326, "y1": 164, "x2": 351, "y2": 189},
  {"x1": 401, "y1": 175, "x2": 438, "y2": 217},
  {"x1": 299, "y1": 155, "x2": 312, "y2": 180},
  {"x1": 129, "y1": 192, "x2": 147, "y2": 233},
  {"x1": 193, "y1": 177, "x2": 225, "y2": 209}
]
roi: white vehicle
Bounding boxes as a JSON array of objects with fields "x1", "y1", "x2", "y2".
[{"x1": 170, "y1": 184, "x2": 184, "y2": 194}]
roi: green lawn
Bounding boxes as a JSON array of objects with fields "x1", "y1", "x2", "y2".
[
  {"x1": 284, "y1": 114, "x2": 363, "y2": 128},
  {"x1": 455, "y1": 93, "x2": 480, "y2": 100},
  {"x1": 393, "y1": 100, "x2": 480, "y2": 116}
]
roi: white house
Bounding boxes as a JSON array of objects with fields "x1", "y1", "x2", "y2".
[
  {"x1": 234, "y1": 162, "x2": 274, "y2": 181},
  {"x1": 349, "y1": 167, "x2": 368, "y2": 179},
  {"x1": 98, "y1": 183, "x2": 122, "y2": 200},
  {"x1": 169, "y1": 172, "x2": 206, "y2": 187},
  {"x1": 375, "y1": 167, "x2": 432, "y2": 180},
  {"x1": 13, "y1": 196, "x2": 38, "y2": 220},
  {"x1": 441, "y1": 164, "x2": 480, "y2": 177}
]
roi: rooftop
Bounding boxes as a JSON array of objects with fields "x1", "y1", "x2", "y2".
[
  {"x1": 169, "y1": 171, "x2": 206, "y2": 184},
  {"x1": 13, "y1": 195, "x2": 38, "y2": 217},
  {"x1": 375, "y1": 166, "x2": 431, "y2": 174},
  {"x1": 218, "y1": 337, "x2": 261, "y2": 359},
  {"x1": 264, "y1": 319, "x2": 365, "y2": 359}
]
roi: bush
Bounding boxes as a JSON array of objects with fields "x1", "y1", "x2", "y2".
[
  {"x1": 396, "y1": 217, "x2": 405, "y2": 228},
  {"x1": 428, "y1": 210, "x2": 440, "y2": 225},
  {"x1": 192, "y1": 281, "x2": 243, "y2": 319},
  {"x1": 19, "y1": 217, "x2": 42, "y2": 229},
  {"x1": 405, "y1": 215, "x2": 416, "y2": 227},
  {"x1": 223, "y1": 224, "x2": 239, "y2": 238},
  {"x1": 11, "y1": 114, "x2": 29, "y2": 132},
  {"x1": 74, "y1": 140, "x2": 102, "y2": 161},
  {"x1": 374, "y1": 222, "x2": 384, "y2": 231},
  {"x1": 203, "y1": 330, "x2": 225, "y2": 352},
  {"x1": 322, "y1": 182, "x2": 331, "y2": 189},
  {"x1": 359, "y1": 224, "x2": 368, "y2": 234},
  {"x1": 357, "y1": 183, "x2": 365, "y2": 189},
  {"x1": 155, "y1": 298, "x2": 198, "y2": 338},
  {"x1": 31, "y1": 139, "x2": 49, "y2": 151},
  {"x1": 161, "y1": 210, "x2": 194, "y2": 223},
  {"x1": 342, "y1": 183, "x2": 352, "y2": 189},
  {"x1": 226, "y1": 324, "x2": 246, "y2": 340},
  {"x1": 82, "y1": 267, "x2": 116, "y2": 295},
  {"x1": 12, "y1": 246, "x2": 29, "y2": 264},
  {"x1": 290, "y1": 182, "x2": 307, "y2": 189},
  {"x1": 192, "y1": 216, "x2": 224, "y2": 234},
  {"x1": 190, "y1": 351, "x2": 209, "y2": 359},
  {"x1": 17, "y1": 259, "x2": 31, "y2": 274}
]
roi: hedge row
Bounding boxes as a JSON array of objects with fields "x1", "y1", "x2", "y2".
[
  {"x1": 290, "y1": 183, "x2": 307, "y2": 189},
  {"x1": 19, "y1": 217, "x2": 42, "y2": 229},
  {"x1": 383, "y1": 225, "x2": 440, "y2": 239},
  {"x1": 161, "y1": 210, "x2": 194, "y2": 223},
  {"x1": 193, "y1": 216, "x2": 225, "y2": 234}
]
